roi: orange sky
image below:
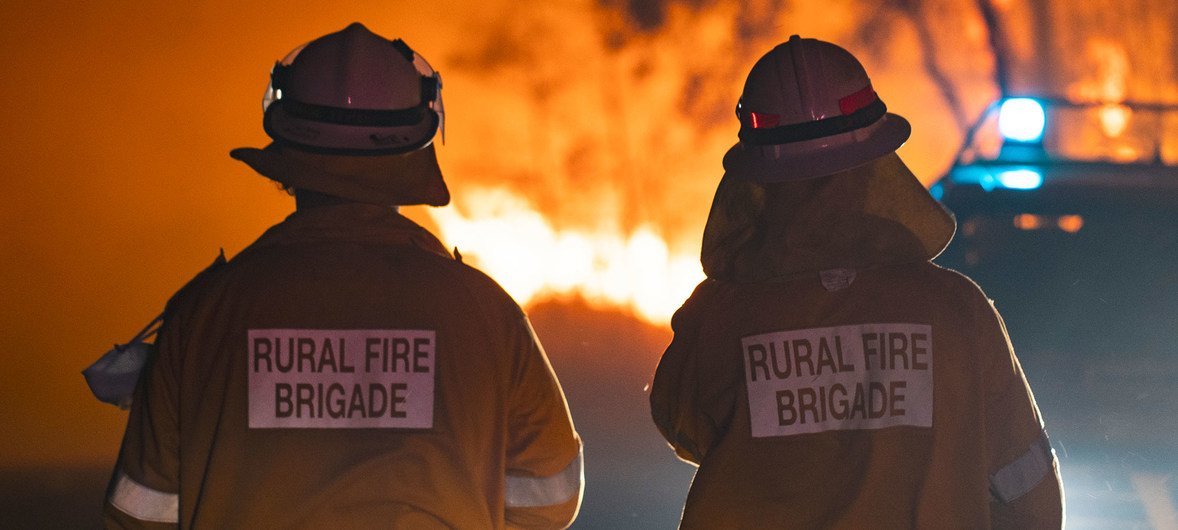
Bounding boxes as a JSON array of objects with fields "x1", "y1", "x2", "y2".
[{"x1": 0, "y1": 0, "x2": 1002, "y2": 467}]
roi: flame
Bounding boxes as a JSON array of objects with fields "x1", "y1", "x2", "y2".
[
  {"x1": 1071, "y1": 39, "x2": 1132, "y2": 138},
  {"x1": 422, "y1": 1, "x2": 999, "y2": 325},
  {"x1": 4, "y1": 0, "x2": 1177, "y2": 475},
  {"x1": 1086, "y1": 40, "x2": 1133, "y2": 141},
  {"x1": 1053, "y1": 37, "x2": 1157, "y2": 162},
  {"x1": 430, "y1": 188, "x2": 704, "y2": 324},
  {"x1": 1098, "y1": 104, "x2": 1131, "y2": 137}
]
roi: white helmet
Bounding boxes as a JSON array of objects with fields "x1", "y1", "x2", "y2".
[
  {"x1": 262, "y1": 23, "x2": 443, "y2": 155},
  {"x1": 724, "y1": 35, "x2": 911, "y2": 182}
]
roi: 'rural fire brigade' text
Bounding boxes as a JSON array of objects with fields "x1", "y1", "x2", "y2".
[
  {"x1": 742, "y1": 323, "x2": 933, "y2": 437},
  {"x1": 248, "y1": 329, "x2": 436, "y2": 429}
]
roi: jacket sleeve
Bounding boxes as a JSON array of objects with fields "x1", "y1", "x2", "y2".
[
  {"x1": 503, "y1": 315, "x2": 584, "y2": 530},
  {"x1": 978, "y1": 299, "x2": 1064, "y2": 529},
  {"x1": 103, "y1": 253, "x2": 224, "y2": 529},
  {"x1": 649, "y1": 281, "x2": 719, "y2": 465},
  {"x1": 103, "y1": 312, "x2": 183, "y2": 529}
]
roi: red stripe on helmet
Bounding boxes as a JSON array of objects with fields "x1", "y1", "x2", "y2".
[
  {"x1": 839, "y1": 85, "x2": 877, "y2": 116},
  {"x1": 749, "y1": 111, "x2": 780, "y2": 129}
]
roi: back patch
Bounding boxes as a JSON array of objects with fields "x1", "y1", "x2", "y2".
[
  {"x1": 248, "y1": 329, "x2": 435, "y2": 429},
  {"x1": 743, "y1": 323, "x2": 933, "y2": 438}
]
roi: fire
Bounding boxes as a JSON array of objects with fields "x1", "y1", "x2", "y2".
[
  {"x1": 1077, "y1": 39, "x2": 1133, "y2": 139},
  {"x1": 1098, "y1": 105, "x2": 1130, "y2": 138},
  {"x1": 430, "y1": 188, "x2": 704, "y2": 324},
  {"x1": 424, "y1": 0, "x2": 1001, "y2": 325}
]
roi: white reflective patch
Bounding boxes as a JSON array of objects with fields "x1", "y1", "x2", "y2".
[
  {"x1": 991, "y1": 433, "x2": 1055, "y2": 503},
  {"x1": 109, "y1": 471, "x2": 178, "y2": 523},
  {"x1": 248, "y1": 329, "x2": 435, "y2": 429},
  {"x1": 505, "y1": 446, "x2": 584, "y2": 508},
  {"x1": 743, "y1": 323, "x2": 934, "y2": 438}
]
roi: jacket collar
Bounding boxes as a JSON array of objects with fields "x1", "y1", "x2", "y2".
[{"x1": 251, "y1": 202, "x2": 453, "y2": 259}]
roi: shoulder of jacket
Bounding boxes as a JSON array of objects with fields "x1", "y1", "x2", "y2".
[
  {"x1": 686, "y1": 278, "x2": 724, "y2": 302},
  {"x1": 916, "y1": 261, "x2": 999, "y2": 318},
  {"x1": 162, "y1": 250, "x2": 230, "y2": 316},
  {"x1": 668, "y1": 278, "x2": 727, "y2": 331},
  {"x1": 422, "y1": 254, "x2": 529, "y2": 320}
]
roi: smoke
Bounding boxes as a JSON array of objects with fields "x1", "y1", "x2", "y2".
[
  {"x1": 431, "y1": 0, "x2": 1000, "y2": 254},
  {"x1": 427, "y1": 0, "x2": 1176, "y2": 260},
  {"x1": 399, "y1": 0, "x2": 1008, "y2": 321}
]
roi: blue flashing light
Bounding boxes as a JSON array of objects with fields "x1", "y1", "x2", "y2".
[
  {"x1": 996, "y1": 169, "x2": 1043, "y2": 190},
  {"x1": 998, "y1": 98, "x2": 1046, "y2": 143},
  {"x1": 929, "y1": 182, "x2": 945, "y2": 201},
  {"x1": 945, "y1": 164, "x2": 1045, "y2": 192}
]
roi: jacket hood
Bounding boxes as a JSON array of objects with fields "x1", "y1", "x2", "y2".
[
  {"x1": 231, "y1": 143, "x2": 450, "y2": 207},
  {"x1": 701, "y1": 152, "x2": 955, "y2": 282}
]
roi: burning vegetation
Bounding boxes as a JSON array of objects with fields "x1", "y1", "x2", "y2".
[
  {"x1": 405, "y1": 0, "x2": 1176, "y2": 323},
  {"x1": 417, "y1": 0, "x2": 1009, "y2": 322}
]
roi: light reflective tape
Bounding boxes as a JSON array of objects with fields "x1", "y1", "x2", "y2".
[
  {"x1": 505, "y1": 446, "x2": 584, "y2": 508},
  {"x1": 109, "y1": 471, "x2": 179, "y2": 523},
  {"x1": 990, "y1": 433, "x2": 1055, "y2": 503}
]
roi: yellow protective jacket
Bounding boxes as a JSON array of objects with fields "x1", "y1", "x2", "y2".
[
  {"x1": 105, "y1": 203, "x2": 583, "y2": 529},
  {"x1": 650, "y1": 154, "x2": 1062, "y2": 528}
]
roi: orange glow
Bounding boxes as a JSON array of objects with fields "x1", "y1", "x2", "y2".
[
  {"x1": 1013, "y1": 213, "x2": 1044, "y2": 230},
  {"x1": 1112, "y1": 144, "x2": 1142, "y2": 162},
  {"x1": 416, "y1": 0, "x2": 996, "y2": 326},
  {"x1": 1070, "y1": 39, "x2": 1131, "y2": 142},
  {"x1": 1096, "y1": 42, "x2": 1129, "y2": 103},
  {"x1": 431, "y1": 188, "x2": 703, "y2": 323},
  {"x1": 1057, "y1": 214, "x2": 1084, "y2": 233},
  {"x1": 1052, "y1": 32, "x2": 1166, "y2": 164},
  {"x1": 1099, "y1": 104, "x2": 1132, "y2": 137},
  {"x1": 961, "y1": 219, "x2": 980, "y2": 238},
  {"x1": 3, "y1": 0, "x2": 1170, "y2": 473}
]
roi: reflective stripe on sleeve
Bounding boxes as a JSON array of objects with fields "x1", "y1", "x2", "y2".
[
  {"x1": 109, "y1": 470, "x2": 179, "y2": 523},
  {"x1": 990, "y1": 433, "x2": 1055, "y2": 503},
  {"x1": 505, "y1": 445, "x2": 584, "y2": 508}
]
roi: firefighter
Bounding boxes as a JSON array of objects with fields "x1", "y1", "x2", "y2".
[
  {"x1": 104, "y1": 23, "x2": 582, "y2": 529},
  {"x1": 649, "y1": 36, "x2": 1063, "y2": 528}
]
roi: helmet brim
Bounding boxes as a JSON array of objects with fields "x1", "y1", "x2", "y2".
[
  {"x1": 230, "y1": 142, "x2": 450, "y2": 206},
  {"x1": 723, "y1": 113, "x2": 911, "y2": 183}
]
